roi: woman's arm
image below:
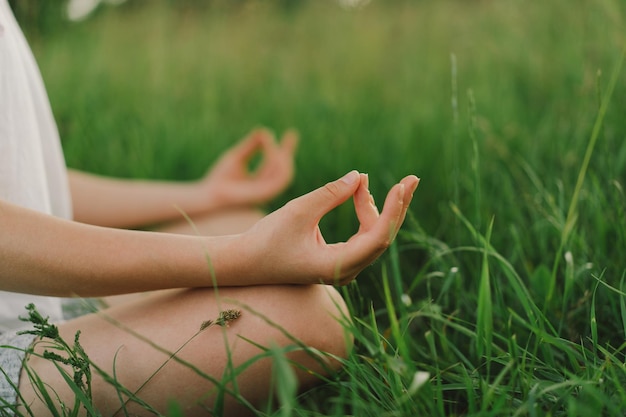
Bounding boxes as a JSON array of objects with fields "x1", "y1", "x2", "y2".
[
  {"x1": 1, "y1": 171, "x2": 418, "y2": 297},
  {"x1": 1, "y1": 198, "x2": 237, "y2": 297},
  {"x1": 69, "y1": 170, "x2": 208, "y2": 229},
  {"x1": 69, "y1": 129, "x2": 297, "y2": 228}
]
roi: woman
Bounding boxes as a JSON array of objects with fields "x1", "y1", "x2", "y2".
[{"x1": 0, "y1": 1, "x2": 419, "y2": 415}]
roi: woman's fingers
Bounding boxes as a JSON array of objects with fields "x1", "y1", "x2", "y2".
[
  {"x1": 354, "y1": 174, "x2": 379, "y2": 232},
  {"x1": 252, "y1": 129, "x2": 296, "y2": 180},
  {"x1": 279, "y1": 130, "x2": 299, "y2": 155},
  {"x1": 243, "y1": 171, "x2": 418, "y2": 286},
  {"x1": 231, "y1": 129, "x2": 268, "y2": 162},
  {"x1": 372, "y1": 181, "x2": 406, "y2": 242},
  {"x1": 264, "y1": 131, "x2": 296, "y2": 176},
  {"x1": 231, "y1": 128, "x2": 297, "y2": 168},
  {"x1": 396, "y1": 175, "x2": 420, "y2": 233},
  {"x1": 292, "y1": 171, "x2": 361, "y2": 224},
  {"x1": 298, "y1": 172, "x2": 417, "y2": 255},
  {"x1": 354, "y1": 175, "x2": 418, "y2": 237},
  {"x1": 329, "y1": 175, "x2": 418, "y2": 283},
  {"x1": 372, "y1": 175, "x2": 418, "y2": 241}
]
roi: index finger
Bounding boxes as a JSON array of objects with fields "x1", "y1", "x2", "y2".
[
  {"x1": 395, "y1": 175, "x2": 419, "y2": 234},
  {"x1": 231, "y1": 129, "x2": 274, "y2": 162},
  {"x1": 279, "y1": 130, "x2": 299, "y2": 155},
  {"x1": 332, "y1": 176, "x2": 419, "y2": 279}
]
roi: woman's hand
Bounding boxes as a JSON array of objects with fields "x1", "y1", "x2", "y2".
[
  {"x1": 68, "y1": 129, "x2": 296, "y2": 228},
  {"x1": 238, "y1": 171, "x2": 419, "y2": 286},
  {"x1": 200, "y1": 129, "x2": 298, "y2": 211},
  {"x1": 0, "y1": 171, "x2": 417, "y2": 296}
]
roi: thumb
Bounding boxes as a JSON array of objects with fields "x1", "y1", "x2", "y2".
[{"x1": 296, "y1": 171, "x2": 361, "y2": 222}]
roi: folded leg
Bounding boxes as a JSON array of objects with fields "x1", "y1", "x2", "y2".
[{"x1": 19, "y1": 284, "x2": 349, "y2": 416}]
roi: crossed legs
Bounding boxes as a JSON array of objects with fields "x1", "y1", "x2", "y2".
[{"x1": 18, "y1": 209, "x2": 352, "y2": 416}]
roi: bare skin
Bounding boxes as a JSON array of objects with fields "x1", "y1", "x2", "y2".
[
  {"x1": 21, "y1": 285, "x2": 350, "y2": 416},
  {"x1": 103, "y1": 208, "x2": 266, "y2": 308},
  {"x1": 1, "y1": 129, "x2": 420, "y2": 415},
  {"x1": 68, "y1": 129, "x2": 298, "y2": 229},
  {"x1": 0, "y1": 171, "x2": 417, "y2": 295}
]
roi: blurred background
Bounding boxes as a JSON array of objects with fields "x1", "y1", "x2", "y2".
[
  {"x1": 8, "y1": 0, "x2": 626, "y2": 414},
  {"x1": 10, "y1": 0, "x2": 626, "y2": 315},
  {"x1": 10, "y1": 0, "x2": 626, "y2": 306}
]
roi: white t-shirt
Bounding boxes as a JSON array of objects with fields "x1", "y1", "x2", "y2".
[{"x1": 0, "y1": 0, "x2": 73, "y2": 331}]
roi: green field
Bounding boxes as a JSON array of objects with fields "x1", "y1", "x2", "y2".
[{"x1": 13, "y1": 0, "x2": 626, "y2": 415}]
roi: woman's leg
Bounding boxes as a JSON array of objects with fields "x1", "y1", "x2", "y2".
[{"x1": 19, "y1": 284, "x2": 350, "y2": 416}]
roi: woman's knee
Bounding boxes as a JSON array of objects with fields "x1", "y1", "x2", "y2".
[
  {"x1": 253, "y1": 284, "x2": 352, "y2": 365},
  {"x1": 300, "y1": 285, "x2": 352, "y2": 360},
  {"x1": 16, "y1": 285, "x2": 351, "y2": 415}
]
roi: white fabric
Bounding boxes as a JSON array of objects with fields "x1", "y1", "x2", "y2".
[{"x1": 0, "y1": 1, "x2": 72, "y2": 332}]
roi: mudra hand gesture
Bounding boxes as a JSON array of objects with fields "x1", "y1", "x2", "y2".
[
  {"x1": 232, "y1": 171, "x2": 420, "y2": 287},
  {"x1": 200, "y1": 129, "x2": 298, "y2": 211}
]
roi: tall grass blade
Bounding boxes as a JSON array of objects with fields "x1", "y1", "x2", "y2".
[
  {"x1": 382, "y1": 265, "x2": 411, "y2": 363},
  {"x1": 424, "y1": 330, "x2": 444, "y2": 416},
  {"x1": 547, "y1": 50, "x2": 625, "y2": 304},
  {"x1": 270, "y1": 344, "x2": 298, "y2": 417},
  {"x1": 451, "y1": 204, "x2": 548, "y2": 331},
  {"x1": 467, "y1": 88, "x2": 482, "y2": 229},
  {"x1": 482, "y1": 359, "x2": 515, "y2": 412},
  {"x1": 51, "y1": 362, "x2": 100, "y2": 417},
  {"x1": 111, "y1": 349, "x2": 129, "y2": 417},
  {"x1": 450, "y1": 52, "x2": 460, "y2": 237},
  {"x1": 620, "y1": 272, "x2": 626, "y2": 338},
  {"x1": 590, "y1": 282, "x2": 599, "y2": 361},
  {"x1": 22, "y1": 365, "x2": 63, "y2": 417},
  {"x1": 476, "y1": 217, "x2": 494, "y2": 362},
  {"x1": 389, "y1": 241, "x2": 408, "y2": 330}
]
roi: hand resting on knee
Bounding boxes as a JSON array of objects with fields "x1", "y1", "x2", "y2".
[{"x1": 0, "y1": 171, "x2": 419, "y2": 296}]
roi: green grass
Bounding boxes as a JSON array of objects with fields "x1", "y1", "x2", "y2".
[{"x1": 12, "y1": 0, "x2": 626, "y2": 415}]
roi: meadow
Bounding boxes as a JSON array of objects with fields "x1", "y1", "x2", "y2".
[{"x1": 11, "y1": 0, "x2": 626, "y2": 415}]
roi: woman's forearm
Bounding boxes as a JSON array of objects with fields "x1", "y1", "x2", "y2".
[
  {"x1": 0, "y1": 199, "x2": 238, "y2": 297},
  {"x1": 68, "y1": 130, "x2": 297, "y2": 229},
  {"x1": 1, "y1": 172, "x2": 418, "y2": 297},
  {"x1": 68, "y1": 169, "x2": 211, "y2": 229}
]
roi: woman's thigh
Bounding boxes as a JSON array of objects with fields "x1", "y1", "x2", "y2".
[{"x1": 19, "y1": 284, "x2": 349, "y2": 417}]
